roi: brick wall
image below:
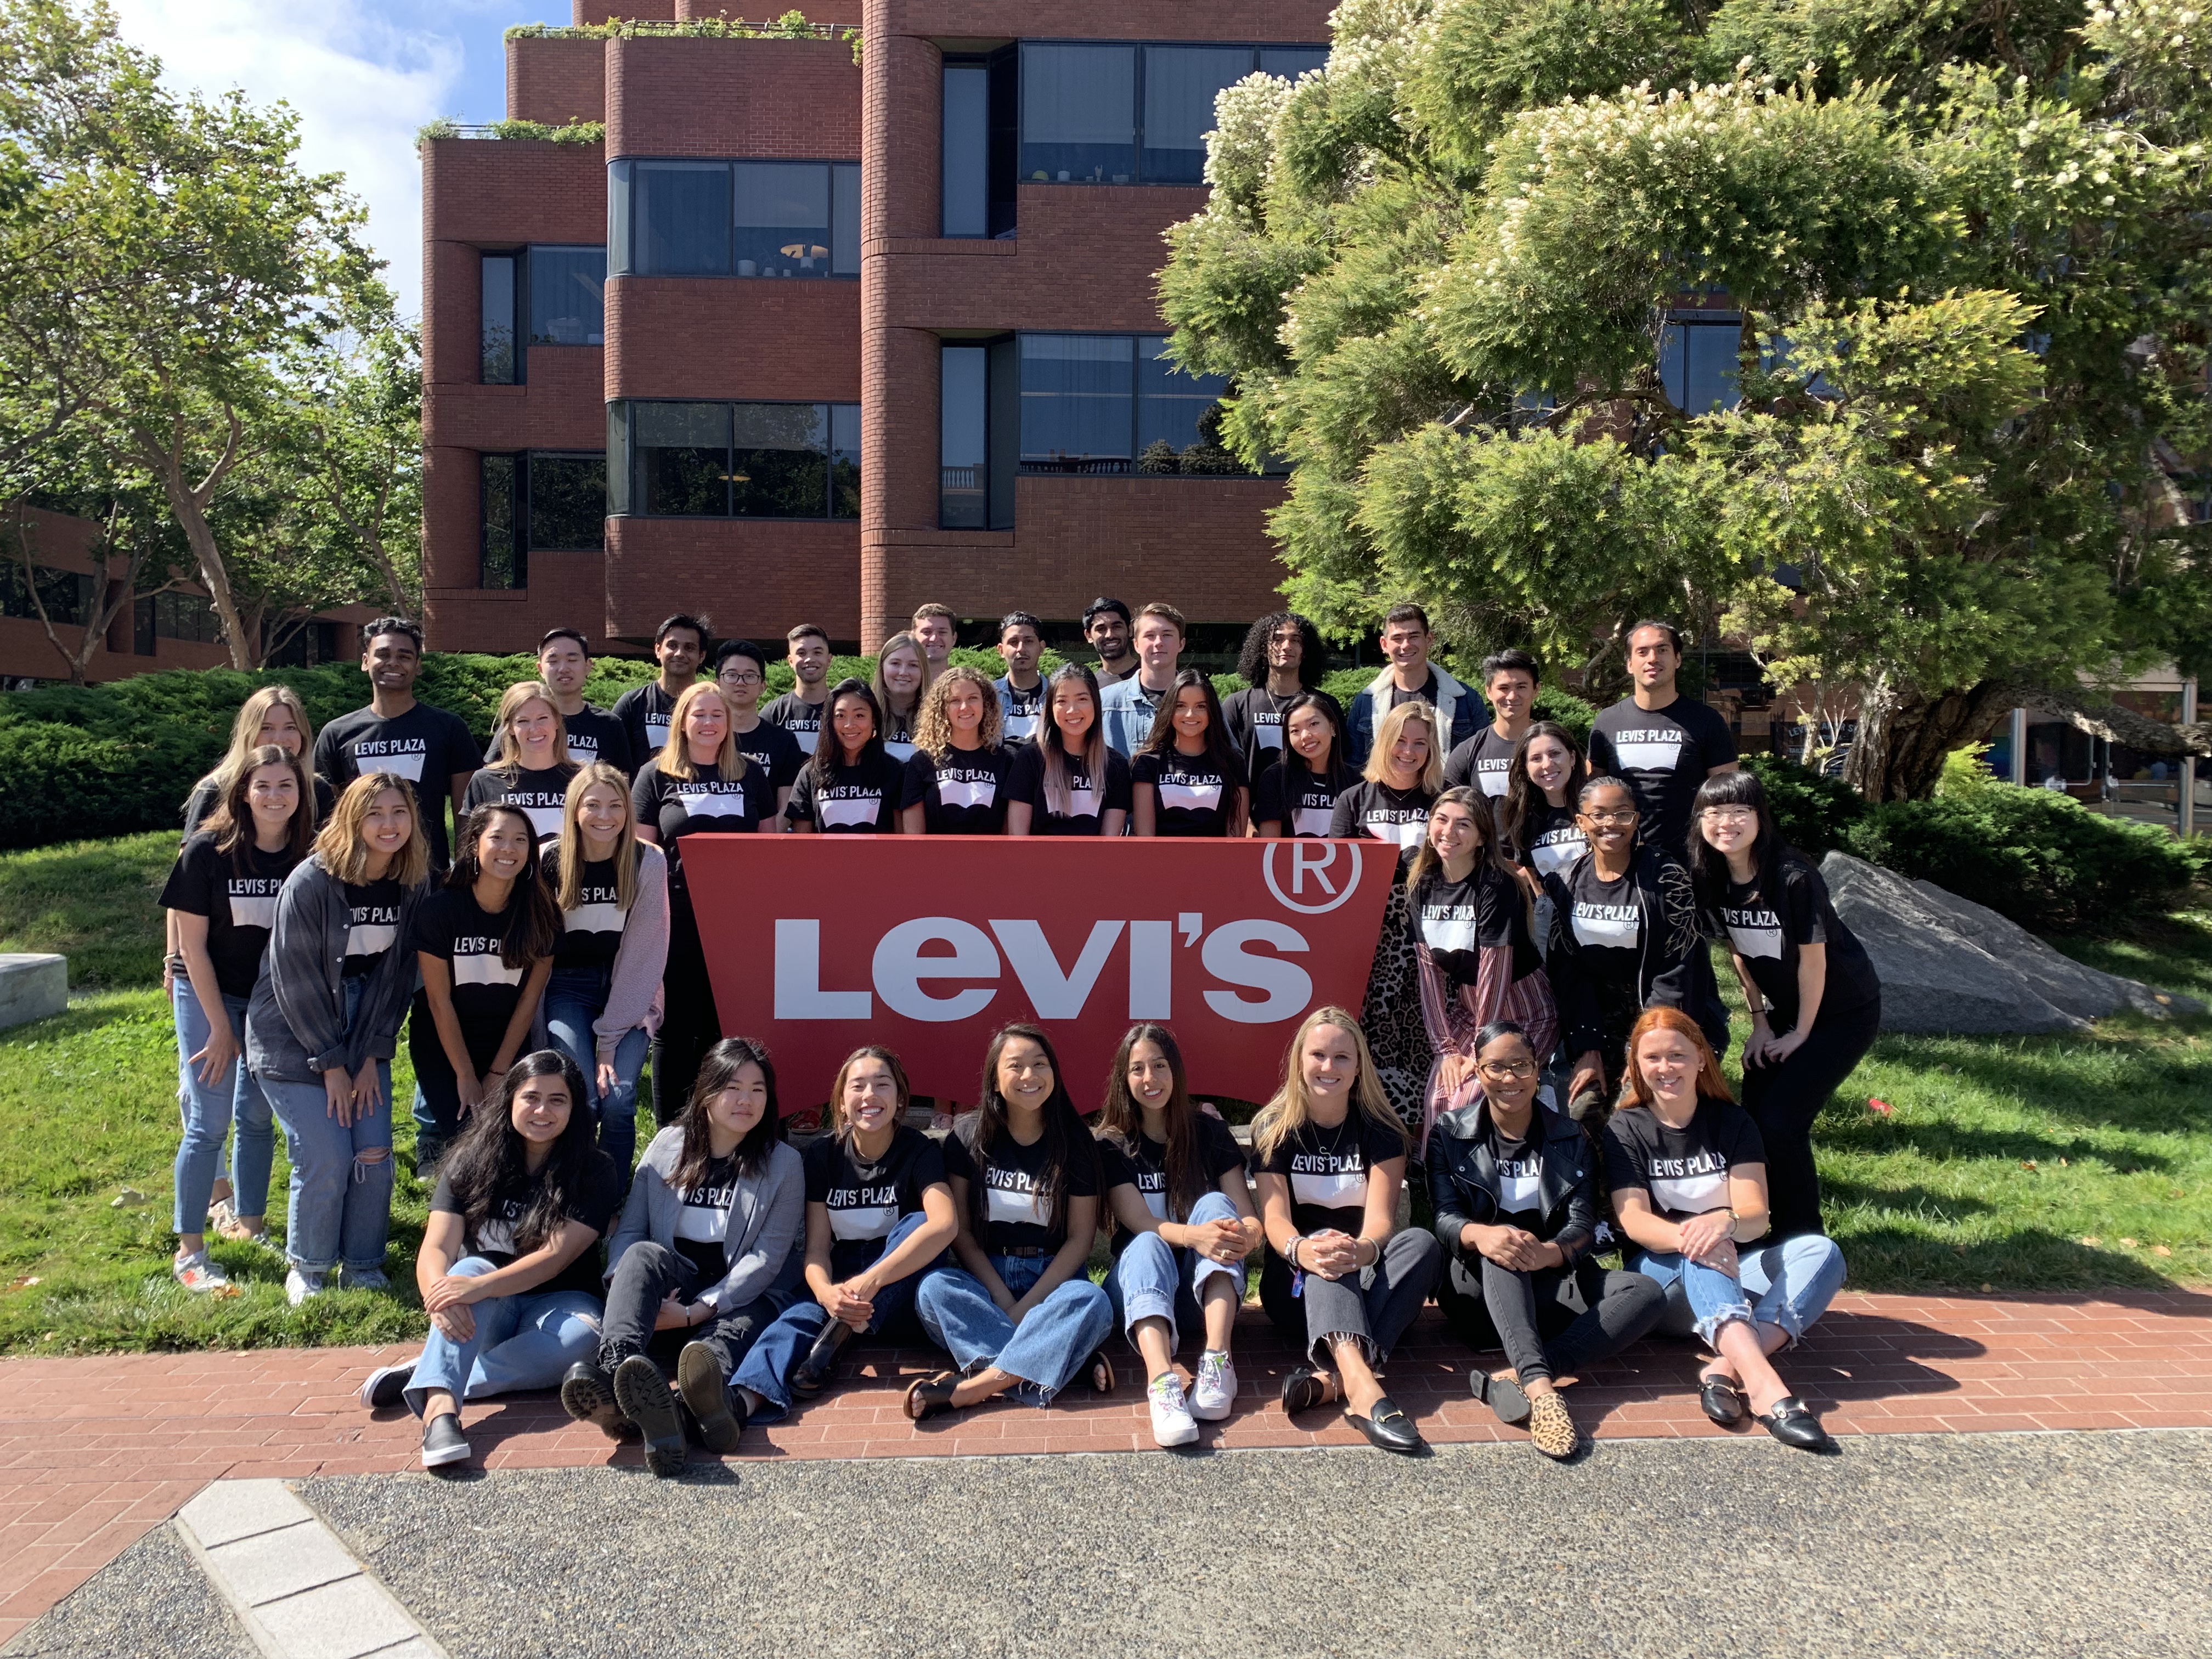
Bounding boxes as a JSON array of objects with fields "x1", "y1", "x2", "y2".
[
  {"x1": 575, "y1": 1, "x2": 674, "y2": 21},
  {"x1": 606, "y1": 517, "x2": 862, "y2": 644},
  {"x1": 606, "y1": 36, "x2": 861, "y2": 161},
  {"x1": 509, "y1": 36, "x2": 607, "y2": 125},
  {"x1": 607, "y1": 279, "x2": 859, "y2": 400}
]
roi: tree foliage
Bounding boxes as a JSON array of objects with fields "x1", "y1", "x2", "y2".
[{"x1": 1159, "y1": 0, "x2": 2211, "y2": 797}]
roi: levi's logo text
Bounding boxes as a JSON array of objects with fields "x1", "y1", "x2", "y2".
[
  {"x1": 1572, "y1": 902, "x2": 1639, "y2": 947},
  {"x1": 1721, "y1": 905, "x2": 1785, "y2": 961},
  {"x1": 352, "y1": 738, "x2": 428, "y2": 782},
  {"x1": 1606, "y1": 728, "x2": 1684, "y2": 771}
]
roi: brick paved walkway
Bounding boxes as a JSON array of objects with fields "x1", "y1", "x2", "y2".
[{"x1": 3, "y1": 1288, "x2": 2208, "y2": 1643}]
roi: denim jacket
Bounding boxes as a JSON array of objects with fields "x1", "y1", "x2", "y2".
[
  {"x1": 244, "y1": 854, "x2": 426, "y2": 1087},
  {"x1": 1425, "y1": 1098, "x2": 1599, "y2": 1268}
]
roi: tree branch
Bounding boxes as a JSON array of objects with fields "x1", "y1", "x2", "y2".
[{"x1": 2015, "y1": 682, "x2": 2212, "y2": 759}]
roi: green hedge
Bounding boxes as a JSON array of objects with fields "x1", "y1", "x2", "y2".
[{"x1": 1742, "y1": 753, "x2": 1867, "y2": 856}]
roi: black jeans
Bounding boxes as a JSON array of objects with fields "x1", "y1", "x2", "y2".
[
  {"x1": 1438, "y1": 1251, "x2": 1664, "y2": 1386},
  {"x1": 1259, "y1": 1230, "x2": 1442, "y2": 1368},
  {"x1": 1741, "y1": 995, "x2": 1882, "y2": 1239},
  {"x1": 650, "y1": 894, "x2": 719, "y2": 1127},
  {"x1": 407, "y1": 994, "x2": 505, "y2": 1172},
  {"x1": 597, "y1": 1240, "x2": 781, "y2": 1380}
]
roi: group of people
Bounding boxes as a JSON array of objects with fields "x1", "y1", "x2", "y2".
[{"x1": 159, "y1": 599, "x2": 1881, "y2": 1470}]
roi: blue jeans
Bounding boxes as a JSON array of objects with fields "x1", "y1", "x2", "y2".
[
  {"x1": 916, "y1": 1254, "x2": 1114, "y2": 1406},
  {"x1": 541, "y1": 964, "x2": 648, "y2": 1177},
  {"x1": 262, "y1": 978, "x2": 393, "y2": 1274},
  {"x1": 1104, "y1": 1190, "x2": 1245, "y2": 1356},
  {"x1": 172, "y1": 983, "x2": 275, "y2": 1234},
  {"x1": 400, "y1": 1256, "x2": 604, "y2": 1418},
  {"x1": 730, "y1": 1212, "x2": 938, "y2": 1420},
  {"x1": 1632, "y1": 1234, "x2": 1847, "y2": 1350}
]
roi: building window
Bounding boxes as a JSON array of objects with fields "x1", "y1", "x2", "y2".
[
  {"x1": 528, "y1": 454, "x2": 608, "y2": 550},
  {"x1": 1015, "y1": 333, "x2": 1245, "y2": 475},
  {"x1": 941, "y1": 345, "x2": 988, "y2": 526},
  {"x1": 609, "y1": 160, "x2": 861, "y2": 278},
  {"x1": 129, "y1": 590, "x2": 219, "y2": 650},
  {"x1": 1019, "y1": 42, "x2": 1329, "y2": 187},
  {"x1": 0, "y1": 563, "x2": 94, "y2": 627},
  {"x1": 1660, "y1": 313, "x2": 1743, "y2": 414},
  {"x1": 611, "y1": 402, "x2": 861, "y2": 519},
  {"x1": 527, "y1": 246, "x2": 606, "y2": 346},
  {"x1": 943, "y1": 64, "x2": 989, "y2": 236},
  {"x1": 481, "y1": 252, "x2": 519, "y2": 383},
  {"x1": 482, "y1": 454, "x2": 522, "y2": 588}
]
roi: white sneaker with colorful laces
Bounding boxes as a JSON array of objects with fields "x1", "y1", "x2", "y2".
[
  {"x1": 1190, "y1": 1350, "x2": 1238, "y2": 1420},
  {"x1": 1148, "y1": 1372, "x2": 1199, "y2": 1447},
  {"x1": 172, "y1": 1251, "x2": 230, "y2": 1294}
]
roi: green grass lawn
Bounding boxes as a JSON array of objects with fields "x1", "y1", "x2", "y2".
[{"x1": 0, "y1": 837, "x2": 2204, "y2": 1356}]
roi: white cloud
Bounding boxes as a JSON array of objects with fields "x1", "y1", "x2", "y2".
[{"x1": 108, "y1": 0, "x2": 484, "y2": 319}]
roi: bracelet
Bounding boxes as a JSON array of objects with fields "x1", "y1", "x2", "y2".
[{"x1": 1285, "y1": 1235, "x2": 1304, "y2": 1271}]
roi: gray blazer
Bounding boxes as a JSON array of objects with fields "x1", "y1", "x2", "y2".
[
  {"x1": 604, "y1": 1126, "x2": 805, "y2": 1311},
  {"x1": 245, "y1": 854, "x2": 426, "y2": 1087}
]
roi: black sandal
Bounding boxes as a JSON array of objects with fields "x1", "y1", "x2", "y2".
[
  {"x1": 1698, "y1": 1370, "x2": 1747, "y2": 1426},
  {"x1": 903, "y1": 1369, "x2": 960, "y2": 1423},
  {"x1": 1473, "y1": 1369, "x2": 1532, "y2": 1426},
  {"x1": 1280, "y1": 1365, "x2": 1329, "y2": 1415},
  {"x1": 1086, "y1": 1348, "x2": 1115, "y2": 1395}
]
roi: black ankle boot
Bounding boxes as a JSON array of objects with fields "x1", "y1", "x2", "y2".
[{"x1": 790, "y1": 1320, "x2": 855, "y2": 1399}]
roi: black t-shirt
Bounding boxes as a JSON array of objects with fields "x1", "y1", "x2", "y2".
[
  {"x1": 1131, "y1": 748, "x2": 1235, "y2": 837},
  {"x1": 672, "y1": 1149, "x2": 743, "y2": 1280},
  {"x1": 1254, "y1": 762, "x2": 1347, "y2": 838},
  {"x1": 548, "y1": 853, "x2": 633, "y2": 972},
  {"x1": 1490, "y1": 1124, "x2": 1543, "y2": 1216},
  {"x1": 1604, "y1": 1098, "x2": 1766, "y2": 1224},
  {"x1": 631, "y1": 764, "x2": 763, "y2": 888},
  {"x1": 1407, "y1": 864, "x2": 1525, "y2": 987},
  {"x1": 430, "y1": 1154, "x2": 624, "y2": 1296},
  {"x1": 313, "y1": 702, "x2": 481, "y2": 871},
  {"x1": 464, "y1": 763, "x2": 577, "y2": 844},
  {"x1": 1516, "y1": 798, "x2": 1588, "y2": 880},
  {"x1": 805, "y1": 1126, "x2": 949, "y2": 1278},
  {"x1": 1588, "y1": 695, "x2": 1737, "y2": 859},
  {"x1": 879, "y1": 704, "x2": 922, "y2": 767},
  {"x1": 761, "y1": 690, "x2": 828, "y2": 744},
  {"x1": 160, "y1": 835, "x2": 302, "y2": 1000},
  {"x1": 340, "y1": 876, "x2": 405, "y2": 979},
  {"x1": 1558, "y1": 854, "x2": 1643, "y2": 987},
  {"x1": 941, "y1": 1122, "x2": 1101, "y2": 1254},
  {"x1": 1329, "y1": 780, "x2": 1436, "y2": 855},
  {"x1": 787, "y1": 751, "x2": 905, "y2": 833},
  {"x1": 182, "y1": 775, "x2": 334, "y2": 840},
  {"x1": 1722, "y1": 856, "x2": 1881, "y2": 1026},
  {"x1": 1097, "y1": 1114, "x2": 1247, "y2": 1256},
  {"x1": 1256, "y1": 1111, "x2": 1406, "y2": 1239},
  {"x1": 1003, "y1": 744, "x2": 1135, "y2": 836},
  {"x1": 1443, "y1": 726, "x2": 1522, "y2": 800},
  {"x1": 732, "y1": 718, "x2": 805, "y2": 799},
  {"x1": 1388, "y1": 672, "x2": 1440, "y2": 712},
  {"x1": 411, "y1": 886, "x2": 534, "y2": 1047},
  {"x1": 902, "y1": 746, "x2": 1013, "y2": 834},
  {"x1": 613, "y1": 682, "x2": 683, "y2": 766},
  {"x1": 1221, "y1": 686, "x2": 1300, "y2": 786},
  {"x1": 997, "y1": 677, "x2": 1046, "y2": 744},
  {"x1": 482, "y1": 705, "x2": 631, "y2": 778}
]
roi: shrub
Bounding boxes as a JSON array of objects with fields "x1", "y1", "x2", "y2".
[{"x1": 1742, "y1": 753, "x2": 1866, "y2": 856}]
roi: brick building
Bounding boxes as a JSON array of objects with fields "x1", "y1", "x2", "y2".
[{"x1": 420, "y1": 0, "x2": 1333, "y2": 654}]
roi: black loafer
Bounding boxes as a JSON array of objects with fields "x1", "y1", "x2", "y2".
[
  {"x1": 1346, "y1": 1395, "x2": 1425, "y2": 1454},
  {"x1": 560, "y1": 1361, "x2": 634, "y2": 1440},
  {"x1": 1699, "y1": 1373, "x2": 1747, "y2": 1426},
  {"x1": 1754, "y1": 1394, "x2": 1832, "y2": 1451},
  {"x1": 613, "y1": 1355, "x2": 687, "y2": 1477},
  {"x1": 1474, "y1": 1370, "x2": 1531, "y2": 1426},
  {"x1": 1280, "y1": 1365, "x2": 1327, "y2": 1415},
  {"x1": 676, "y1": 1342, "x2": 744, "y2": 1454},
  {"x1": 790, "y1": 1320, "x2": 854, "y2": 1399}
]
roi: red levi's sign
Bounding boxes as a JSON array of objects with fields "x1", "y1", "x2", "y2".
[{"x1": 681, "y1": 836, "x2": 1394, "y2": 1113}]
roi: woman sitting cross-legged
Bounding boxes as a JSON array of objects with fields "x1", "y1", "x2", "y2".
[
  {"x1": 1096, "y1": 1024, "x2": 1262, "y2": 1447},
  {"x1": 729, "y1": 1046, "x2": 959, "y2": 1421},
  {"x1": 357, "y1": 1050, "x2": 624, "y2": 1471},
  {"x1": 1425, "y1": 1021, "x2": 1664, "y2": 1459},
  {"x1": 1252, "y1": 1007, "x2": 1443, "y2": 1455},
  {"x1": 561, "y1": 1036, "x2": 804, "y2": 1477},
  {"x1": 1606, "y1": 1007, "x2": 1846, "y2": 1451},
  {"x1": 905, "y1": 1024, "x2": 1116, "y2": 1421}
]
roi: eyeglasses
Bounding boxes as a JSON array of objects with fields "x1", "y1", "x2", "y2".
[
  {"x1": 1699, "y1": 807, "x2": 1756, "y2": 827},
  {"x1": 1478, "y1": 1059, "x2": 1536, "y2": 1080},
  {"x1": 1583, "y1": 808, "x2": 1639, "y2": 826},
  {"x1": 719, "y1": 670, "x2": 763, "y2": 686}
]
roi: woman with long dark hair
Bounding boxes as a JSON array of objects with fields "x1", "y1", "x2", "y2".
[
  {"x1": 1499, "y1": 721, "x2": 1590, "y2": 896},
  {"x1": 565, "y1": 1036, "x2": 805, "y2": 1477},
  {"x1": 1252, "y1": 691, "x2": 1353, "y2": 838},
  {"x1": 787, "y1": 678, "x2": 905, "y2": 833},
  {"x1": 1003, "y1": 664, "x2": 1132, "y2": 836},
  {"x1": 356, "y1": 1051, "x2": 622, "y2": 1469},
  {"x1": 1131, "y1": 669, "x2": 1247, "y2": 838},
  {"x1": 408, "y1": 803, "x2": 561, "y2": 1172},
  {"x1": 1096, "y1": 1024, "x2": 1260, "y2": 1446},
  {"x1": 905, "y1": 1025, "x2": 1115, "y2": 1420},
  {"x1": 1687, "y1": 771, "x2": 1882, "y2": 1239},
  {"x1": 165, "y1": 744, "x2": 317, "y2": 1287}
]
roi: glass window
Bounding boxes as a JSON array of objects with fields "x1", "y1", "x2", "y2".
[
  {"x1": 635, "y1": 162, "x2": 730, "y2": 275},
  {"x1": 830, "y1": 403, "x2": 861, "y2": 519},
  {"x1": 833, "y1": 163, "x2": 861, "y2": 276},
  {"x1": 635, "y1": 402, "x2": 730, "y2": 517},
  {"x1": 607, "y1": 404, "x2": 631, "y2": 516},
  {"x1": 1021, "y1": 43, "x2": 1136, "y2": 184},
  {"x1": 1142, "y1": 47, "x2": 1255, "y2": 185},
  {"x1": 1136, "y1": 335, "x2": 1231, "y2": 455},
  {"x1": 481, "y1": 253, "x2": 517, "y2": 384},
  {"x1": 943, "y1": 64, "x2": 990, "y2": 236},
  {"x1": 1020, "y1": 334, "x2": 1134, "y2": 469},
  {"x1": 1258, "y1": 47, "x2": 1329, "y2": 80},
  {"x1": 528, "y1": 246, "x2": 606, "y2": 346},
  {"x1": 1661, "y1": 316, "x2": 1742, "y2": 414},
  {"x1": 607, "y1": 160, "x2": 631, "y2": 273},
  {"x1": 941, "y1": 345, "x2": 988, "y2": 527},
  {"x1": 481, "y1": 454, "x2": 522, "y2": 588},
  {"x1": 734, "y1": 162, "x2": 830, "y2": 278},
  {"x1": 731, "y1": 402, "x2": 827, "y2": 517},
  {"x1": 527, "y1": 454, "x2": 606, "y2": 549}
]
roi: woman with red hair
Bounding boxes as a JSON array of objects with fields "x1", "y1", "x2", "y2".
[{"x1": 1604, "y1": 1007, "x2": 1844, "y2": 1451}]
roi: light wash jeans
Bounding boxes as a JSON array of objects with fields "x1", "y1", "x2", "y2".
[
  {"x1": 541, "y1": 964, "x2": 649, "y2": 1177},
  {"x1": 730, "y1": 1211, "x2": 939, "y2": 1420},
  {"x1": 172, "y1": 982, "x2": 275, "y2": 1234},
  {"x1": 262, "y1": 977, "x2": 393, "y2": 1275},
  {"x1": 916, "y1": 1253, "x2": 1114, "y2": 1406},
  {"x1": 1103, "y1": 1190, "x2": 1246, "y2": 1356},
  {"x1": 399, "y1": 1256, "x2": 605, "y2": 1418},
  {"x1": 1632, "y1": 1233, "x2": 1847, "y2": 1350}
]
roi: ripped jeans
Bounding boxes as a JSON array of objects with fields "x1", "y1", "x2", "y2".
[
  {"x1": 1630, "y1": 1234, "x2": 1847, "y2": 1350},
  {"x1": 263, "y1": 1003, "x2": 394, "y2": 1277}
]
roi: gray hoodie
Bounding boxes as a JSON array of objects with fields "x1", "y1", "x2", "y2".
[
  {"x1": 604, "y1": 1125, "x2": 805, "y2": 1311},
  {"x1": 244, "y1": 854, "x2": 426, "y2": 1087}
]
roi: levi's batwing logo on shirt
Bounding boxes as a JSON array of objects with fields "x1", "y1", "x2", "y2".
[
  {"x1": 1722, "y1": 904, "x2": 1785, "y2": 961},
  {"x1": 1420, "y1": 902, "x2": 1479, "y2": 955},
  {"x1": 1159, "y1": 778, "x2": 1223, "y2": 814},
  {"x1": 827, "y1": 1183, "x2": 901, "y2": 1240},
  {"x1": 473, "y1": 1199, "x2": 525, "y2": 1257},
  {"x1": 565, "y1": 733, "x2": 600, "y2": 764},
  {"x1": 1289, "y1": 1149, "x2": 1367, "y2": 1210},
  {"x1": 227, "y1": 877, "x2": 283, "y2": 930},
  {"x1": 936, "y1": 765, "x2": 1000, "y2": 810},
  {"x1": 1131, "y1": 1166, "x2": 1171, "y2": 1221},
  {"x1": 1607, "y1": 727, "x2": 1685, "y2": 772},
  {"x1": 1648, "y1": 1150, "x2": 1729, "y2": 1216},
  {"x1": 1497, "y1": 1152, "x2": 1543, "y2": 1213},
  {"x1": 676, "y1": 1181, "x2": 735, "y2": 1242},
  {"x1": 564, "y1": 882, "x2": 626, "y2": 936},
  {"x1": 1254, "y1": 711, "x2": 1284, "y2": 750},
  {"x1": 984, "y1": 1165, "x2": 1052, "y2": 1227},
  {"x1": 815, "y1": 788, "x2": 883, "y2": 830},
  {"x1": 644, "y1": 715, "x2": 670, "y2": 751},
  {"x1": 1530, "y1": 825, "x2": 1587, "y2": 877},
  {"x1": 1476, "y1": 757, "x2": 1511, "y2": 797},
  {"x1": 884, "y1": 742, "x2": 917, "y2": 764},
  {"x1": 345, "y1": 902, "x2": 398, "y2": 958},
  {"x1": 1572, "y1": 901, "x2": 1640, "y2": 948},
  {"x1": 1293, "y1": 806, "x2": 1334, "y2": 838},
  {"x1": 450, "y1": 935, "x2": 524, "y2": 988},
  {"x1": 352, "y1": 737, "x2": 427, "y2": 782},
  {"x1": 506, "y1": 791, "x2": 566, "y2": 840},
  {"x1": 675, "y1": 782, "x2": 748, "y2": 819},
  {"x1": 1366, "y1": 809, "x2": 1427, "y2": 847}
]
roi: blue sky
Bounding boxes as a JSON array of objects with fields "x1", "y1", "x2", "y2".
[{"x1": 110, "y1": 0, "x2": 561, "y2": 318}]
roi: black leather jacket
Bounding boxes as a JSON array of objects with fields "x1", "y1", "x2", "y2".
[{"x1": 1425, "y1": 1098, "x2": 1599, "y2": 1268}]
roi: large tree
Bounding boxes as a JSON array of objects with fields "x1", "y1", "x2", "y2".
[{"x1": 1159, "y1": 0, "x2": 2210, "y2": 798}]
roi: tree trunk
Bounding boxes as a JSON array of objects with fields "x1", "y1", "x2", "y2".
[
  {"x1": 1843, "y1": 674, "x2": 2017, "y2": 801},
  {"x1": 134, "y1": 414, "x2": 254, "y2": 670}
]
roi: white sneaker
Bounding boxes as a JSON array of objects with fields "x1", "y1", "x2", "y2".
[
  {"x1": 171, "y1": 1251, "x2": 230, "y2": 1294},
  {"x1": 284, "y1": 1267, "x2": 326, "y2": 1306},
  {"x1": 343, "y1": 1267, "x2": 391, "y2": 1292},
  {"x1": 1190, "y1": 1350, "x2": 1238, "y2": 1421},
  {"x1": 1147, "y1": 1372, "x2": 1199, "y2": 1448}
]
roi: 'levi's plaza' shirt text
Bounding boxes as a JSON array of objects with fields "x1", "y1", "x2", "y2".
[
  {"x1": 1604, "y1": 1098, "x2": 1765, "y2": 1223},
  {"x1": 1491, "y1": 1126, "x2": 1543, "y2": 1215},
  {"x1": 313, "y1": 702, "x2": 480, "y2": 871},
  {"x1": 1588, "y1": 694, "x2": 1737, "y2": 856},
  {"x1": 631, "y1": 765, "x2": 762, "y2": 887},
  {"x1": 805, "y1": 1126, "x2": 947, "y2": 1278},
  {"x1": 1098, "y1": 1114, "x2": 1247, "y2": 1257},
  {"x1": 160, "y1": 835, "x2": 303, "y2": 999},
  {"x1": 410, "y1": 888, "x2": 529, "y2": 1036},
  {"x1": 1003, "y1": 745, "x2": 1134, "y2": 837},
  {"x1": 464, "y1": 764, "x2": 576, "y2": 844},
  {"x1": 1517, "y1": 799, "x2": 1588, "y2": 879},
  {"x1": 1723, "y1": 857, "x2": 1882, "y2": 1024},
  {"x1": 942, "y1": 1124, "x2": 1100, "y2": 1254},
  {"x1": 1254, "y1": 763, "x2": 1346, "y2": 839},
  {"x1": 1257, "y1": 1111, "x2": 1406, "y2": 1239},
  {"x1": 787, "y1": 752, "x2": 906, "y2": 834},
  {"x1": 1408, "y1": 864, "x2": 1523, "y2": 987},
  {"x1": 998, "y1": 679, "x2": 1045, "y2": 743},
  {"x1": 1329, "y1": 780, "x2": 1436, "y2": 854},
  {"x1": 1560, "y1": 856, "x2": 1643, "y2": 985},
  {"x1": 901, "y1": 746, "x2": 1013, "y2": 834},
  {"x1": 613, "y1": 682, "x2": 681, "y2": 765},
  {"x1": 1131, "y1": 749, "x2": 1234, "y2": 837},
  {"x1": 340, "y1": 877, "x2": 404, "y2": 978},
  {"x1": 549, "y1": 853, "x2": 632, "y2": 971},
  {"x1": 672, "y1": 1150, "x2": 741, "y2": 1279},
  {"x1": 1443, "y1": 726, "x2": 1521, "y2": 799}
]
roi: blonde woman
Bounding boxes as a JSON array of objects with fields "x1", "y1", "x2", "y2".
[
  {"x1": 1251, "y1": 1007, "x2": 1441, "y2": 1454},
  {"x1": 870, "y1": 631, "x2": 927, "y2": 763},
  {"x1": 630, "y1": 682, "x2": 761, "y2": 1122},
  {"x1": 245, "y1": 774, "x2": 431, "y2": 1304},
  {"x1": 462, "y1": 681, "x2": 578, "y2": 843},
  {"x1": 1003, "y1": 663, "x2": 1131, "y2": 836},
  {"x1": 541, "y1": 764, "x2": 669, "y2": 1175},
  {"x1": 1329, "y1": 698, "x2": 1444, "y2": 855},
  {"x1": 899, "y1": 664, "x2": 1012, "y2": 836}
]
